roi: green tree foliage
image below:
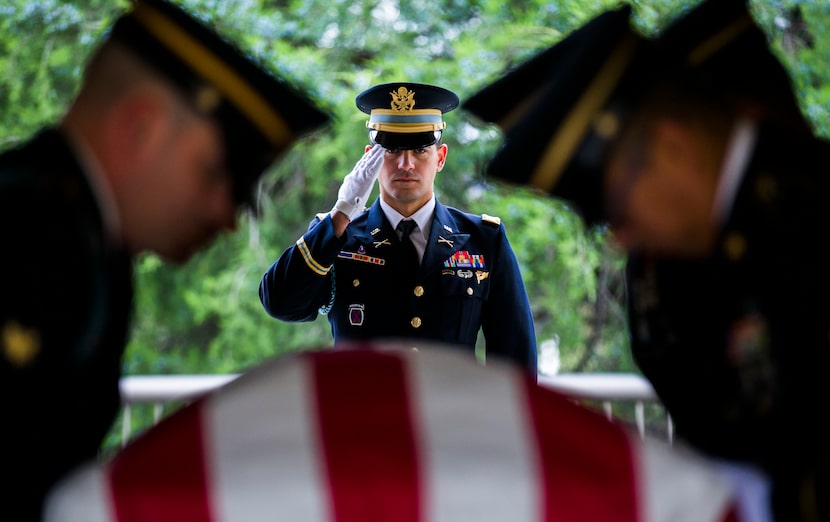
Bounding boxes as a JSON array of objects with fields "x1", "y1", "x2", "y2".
[
  {"x1": 0, "y1": 1, "x2": 126, "y2": 146},
  {"x1": 3, "y1": 0, "x2": 828, "y2": 380}
]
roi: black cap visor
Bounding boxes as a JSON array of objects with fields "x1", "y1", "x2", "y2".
[{"x1": 370, "y1": 130, "x2": 442, "y2": 150}]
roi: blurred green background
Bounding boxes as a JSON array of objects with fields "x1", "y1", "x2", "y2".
[{"x1": 2, "y1": 0, "x2": 827, "y2": 445}]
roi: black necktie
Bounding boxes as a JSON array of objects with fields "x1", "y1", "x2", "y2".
[{"x1": 396, "y1": 220, "x2": 420, "y2": 272}]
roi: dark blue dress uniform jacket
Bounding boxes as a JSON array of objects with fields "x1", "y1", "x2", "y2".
[
  {"x1": 260, "y1": 199, "x2": 537, "y2": 373},
  {"x1": 626, "y1": 125, "x2": 830, "y2": 521},
  {"x1": 0, "y1": 129, "x2": 134, "y2": 520}
]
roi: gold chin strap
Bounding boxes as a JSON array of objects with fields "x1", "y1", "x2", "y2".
[
  {"x1": 366, "y1": 121, "x2": 446, "y2": 133},
  {"x1": 530, "y1": 32, "x2": 640, "y2": 192},
  {"x1": 367, "y1": 108, "x2": 446, "y2": 134}
]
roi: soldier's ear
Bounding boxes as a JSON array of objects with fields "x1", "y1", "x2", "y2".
[
  {"x1": 116, "y1": 90, "x2": 173, "y2": 166},
  {"x1": 436, "y1": 144, "x2": 448, "y2": 172}
]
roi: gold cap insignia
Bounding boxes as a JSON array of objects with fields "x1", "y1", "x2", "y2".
[
  {"x1": 194, "y1": 84, "x2": 223, "y2": 114},
  {"x1": 390, "y1": 86, "x2": 416, "y2": 112}
]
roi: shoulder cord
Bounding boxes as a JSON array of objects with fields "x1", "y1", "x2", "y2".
[{"x1": 318, "y1": 265, "x2": 336, "y2": 315}]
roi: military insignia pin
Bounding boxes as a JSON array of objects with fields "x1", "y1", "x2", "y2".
[{"x1": 390, "y1": 86, "x2": 416, "y2": 112}]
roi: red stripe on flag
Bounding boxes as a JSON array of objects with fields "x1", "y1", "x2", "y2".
[
  {"x1": 722, "y1": 505, "x2": 741, "y2": 522},
  {"x1": 309, "y1": 349, "x2": 422, "y2": 522},
  {"x1": 107, "y1": 401, "x2": 213, "y2": 522},
  {"x1": 522, "y1": 379, "x2": 639, "y2": 522}
]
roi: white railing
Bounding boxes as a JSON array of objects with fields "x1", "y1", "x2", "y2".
[
  {"x1": 539, "y1": 373, "x2": 673, "y2": 442},
  {"x1": 118, "y1": 372, "x2": 672, "y2": 446},
  {"x1": 119, "y1": 374, "x2": 239, "y2": 445}
]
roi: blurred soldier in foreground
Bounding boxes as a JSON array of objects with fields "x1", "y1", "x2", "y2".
[
  {"x1": 44, "y1": 341, "x2": 762, "y2": 521},
  {"x1": 463, "y1": 0, "x2": 827, "y2": 519},
  {"x1": 259, "y1": 82, "x2": 537, "y2": 373},
  {"x1": 0, "y1": 0, "x2": 329, "y2": 518}
]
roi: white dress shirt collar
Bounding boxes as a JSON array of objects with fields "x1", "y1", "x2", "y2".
[{"x1": 380, "y1": 195, "x2": 436, "y2": 241}]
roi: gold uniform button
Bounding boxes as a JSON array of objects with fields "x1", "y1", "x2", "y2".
[
  {"x1": 723, "y1": 233, "x2": 747, "y2": 262},
  {"x1": 353, "y1": 279, "x2": 360, "y2": 287},
  {"x1": 2, "y1": 321, "x2": 41, "y2": 368},
  {"x1": 466, "y1": 287, "x2": 473, "y2": 296},
  {"x1": 414, "y1": 286, "x2": 424, "y2": 297},
  {"x1": 410, "y1": 317, "x2": 422, "y2": 328}
]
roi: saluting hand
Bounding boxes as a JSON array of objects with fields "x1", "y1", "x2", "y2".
[{"x1": 332, "y1": 144, "x2": 384, "y2": 221}]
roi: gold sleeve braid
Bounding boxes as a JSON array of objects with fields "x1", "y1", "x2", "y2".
[{"x1": 296, "y1": 237, "x2": 331, "y2": 276}]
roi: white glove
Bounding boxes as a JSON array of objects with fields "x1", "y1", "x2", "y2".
[{"x1": 332, "y1": 144, "x2": 384, "y2": 221}]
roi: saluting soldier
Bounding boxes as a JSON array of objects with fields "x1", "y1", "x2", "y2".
[
  {"x1": 259, "y1": 82, "x2": 537, "y2": 373},
  {"x1": 463, "y1": 0, "x2": 828, "y2": 520},
  {"x1": 0, "y1": 0, "x2": 330, "y2": 519}
]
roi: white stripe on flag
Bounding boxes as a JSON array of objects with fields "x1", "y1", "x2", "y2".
[
  {"x1": 205, "y1": 356, "x2": 328, "y2": 521},
  {"x1": 408, "y1": 351, "x2": 539, "y2": 522},
  {"x1": 43, "y1": 465, "x2": 113, "y2": 522},
  {"x1": 637, "y1": 439, "x2": 735, "y2": 522}
]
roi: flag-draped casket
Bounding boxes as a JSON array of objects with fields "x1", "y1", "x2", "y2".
[{"x1": 45, "y1": 342, "x2": 743, "y2": 521}]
